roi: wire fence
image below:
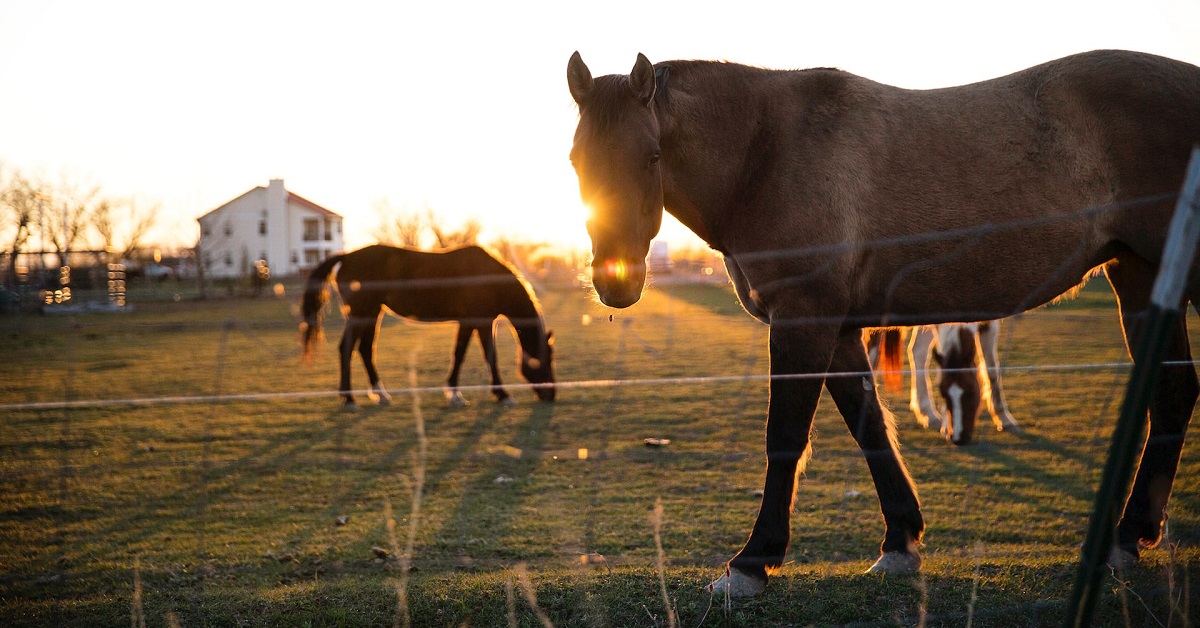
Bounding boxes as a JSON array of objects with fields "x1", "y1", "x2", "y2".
[{"x1": 1, "y1": 192, "x2": 1198, "y2": 626}]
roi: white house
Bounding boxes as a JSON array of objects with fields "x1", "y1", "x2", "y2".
[{"x1": 196, "y1": 179, "x2": 344, "y2": 279}]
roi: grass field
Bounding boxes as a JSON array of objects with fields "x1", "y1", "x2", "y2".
[{"x1": 1, "y1": 277, "x2": 1197, "y2": 626}]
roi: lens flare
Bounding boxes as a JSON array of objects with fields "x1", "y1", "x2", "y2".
[{"x1": 603, "y1": 259, "x2": 627, "y2": 281}]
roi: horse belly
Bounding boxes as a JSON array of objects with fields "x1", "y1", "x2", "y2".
[{"x1": 860, "y1": 233, "x2": 1115, "y2": 325}]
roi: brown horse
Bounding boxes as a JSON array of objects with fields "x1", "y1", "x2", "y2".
[
  {"x1": 301, "y1": 244, "x2": 555, "y2": 408},
  {"x1": 868, "y1": 322, "x2": 1019, "y2": 445},
  {"x1": 567, "y1": 49, "x2": 1200, "y2": 596}
]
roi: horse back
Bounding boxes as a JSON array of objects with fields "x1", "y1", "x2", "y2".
[
  {"x1": 333, "y1": 244, "x2": 523, "y2": 323},
  {"x1": 733, "y1": 50, "x2": 1200, "y2": 322}
]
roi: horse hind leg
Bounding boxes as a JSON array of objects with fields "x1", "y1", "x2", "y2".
[
  {"x1": 977, "y1": 320, "x2": 1019, "y2": 432},
  {"x1": 356, "y1": 314, "x2": 391, "y2": 406},
  {"x1": 1105, "y1": 256, "x2": 1199, "y2": 561},
  {"x1": 338, "y1": 318, "x2": 366, "y2": 409}
]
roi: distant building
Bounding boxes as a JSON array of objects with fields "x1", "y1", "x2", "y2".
[
  {"x1": 196, "y1": 179, "x2": 344, "y2": 279},
  {"x1": 648, "y1": 240, "x2": 672, "y2": 274}
]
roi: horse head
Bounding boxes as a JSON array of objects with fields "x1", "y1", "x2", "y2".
[
  {"x1": 568, "y1": 52, "x2": 664, "y2": 308},
  {"x1": 931, "y1": 324, "x2": 982, "y2": 446},
  {"x1": 521, "y1": 329, "x2": 556, "y2": 401}
]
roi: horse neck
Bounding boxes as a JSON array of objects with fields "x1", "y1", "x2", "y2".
[
  {"x1": 655, "y1": 62, "x2": 850, "y2": 251},
  {"x1": 500, "y1": 281, "x2": 545, "y2": 355}
]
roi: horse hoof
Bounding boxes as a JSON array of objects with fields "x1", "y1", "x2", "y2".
[
  {"x1": 341, "y1": 402, "x2": 360, "y2": 412},
  {"x1": 999, "y1": 421, "x2": 1022, "y2": 433},
  {"x1": 1107, "y1": 546, "x2": 1138, "y2": 571},
  {"x1": 866, "y1": 551, "x2": 922, "y2": 574},
  {"x1": 499, "y1": 397, "x2": 518, "y2": 407},
  {"x1": 706, "y1": 567, "x2": 766, "y2": 598},
  {"x1": 376, "y1": 394, "x2": 392, "y2": 406},
  {"x1": 445, "y1": 390, "x2": 469, "y2": 407}
]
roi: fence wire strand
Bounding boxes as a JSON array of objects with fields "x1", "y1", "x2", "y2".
[{"x1": 1, "y1": 188, "x2": 1196, "y2": 625}]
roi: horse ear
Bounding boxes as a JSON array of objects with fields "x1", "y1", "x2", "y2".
[
  {"x1": 630, "y1": 53, "x2": 656, "y2": 106},
  {"x1": 546, "y1": 330, "x2": 554, "y2": 346},
  {"x1": 567, "y1": 51, "x2": 594, "y2": 106}
]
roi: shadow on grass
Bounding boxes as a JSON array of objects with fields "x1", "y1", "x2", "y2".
[{"x1": 3, "y1": 560, "x2": 1194, "y2": 627}]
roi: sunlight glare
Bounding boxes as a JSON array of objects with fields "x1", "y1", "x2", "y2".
[{"x1": 602, "y1": 259, "x2": 628, "y2": 281}]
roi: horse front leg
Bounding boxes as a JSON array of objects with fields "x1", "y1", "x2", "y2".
[
  {"x1": 709, "y1": 322, "x2": 838, "y2": 597},
  {"x1": 977, "y1": 320, "x2": 1019, "y2": 431},
  {"x1": 826, "y1": 329, "x2": 924, "y2": 572},
  {"x1": 907, "y1": 326, "x2": 943, "y2": 430},
  {"x1": 445, "y1": 325, "x2": 474, "y2": 407},
  {"x1": 478, "y1": 322, "x2": 514, "y2": 405},
  {"x1": 357, "y1": 314, "x2": 391, "y2": 406}
]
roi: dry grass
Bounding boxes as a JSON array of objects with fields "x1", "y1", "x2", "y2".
[{"x1": 0, "y1": 279, "x2": 1197, "y2": 626}]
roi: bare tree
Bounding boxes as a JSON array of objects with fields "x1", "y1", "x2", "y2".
[
  {"x1": 430, "y1": 216, "x2": 481, "y2": 248},
  {"x1": 42, "y1": 174, "x2": 100, "y2": 268},
  {"x1": 90, "y1": 198, "x2": 116, "y2": 256},
  {"x1": 0, "y1": 170, "x2": 41, "y2": 286},
  {"x1": 119, "y1": 197, "x2": 158, "y2": 259},
  {"x1": 373, "y1": 199, "x2": 479, "y2": 249},
  {"x1": 373, "y1": 198, "x2": 427, "y2": 247}
]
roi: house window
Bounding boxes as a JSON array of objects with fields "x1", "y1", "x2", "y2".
[
  {"x1": 224, "y1": 222, "x2": 232, "y2": 236},
  {"x1": 202, "y1": 224, "x2": 211, "y2": 237},
  {"x1": 303, "y1": 218, "x2": 319, "y2": 241},
  {"x1": 291, "y1": 252, "x2": 298, "y2": 264},
  {"x1": 223, "y1": 252, "x2": 232, "y2": 266},
  {"x1": 304, "y1": 249, "x2": 321, "y2": 265},
  {"x1": 323, "y1": 218, "x2": 333, "y2": 241},
  {"x1": 259, "y1": 220, "x2": 267, "y2": 236}
]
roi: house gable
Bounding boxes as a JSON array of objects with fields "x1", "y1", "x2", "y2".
[{"x1": 197, "y1": 180, "x2": 344, "y2": 279}]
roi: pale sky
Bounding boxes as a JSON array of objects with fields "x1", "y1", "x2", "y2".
[{"x1": 2, "y1": 0, "x2": 1198, "y2": 252}]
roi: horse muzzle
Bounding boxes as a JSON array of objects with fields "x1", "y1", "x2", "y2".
[{"x1": 591, "y1": 258, "x2": 646, "y2": 308}]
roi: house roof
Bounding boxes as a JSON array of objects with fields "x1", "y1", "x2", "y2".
[
  {"x1": 196, "y1": 187, "x2": 258, "y2": 222},
  {"x1": 287, "y1": 192, "x2": 341, "y2": 219},
  {"x1": 196, "y1": 183, "x2": 343, "y2": 221}
]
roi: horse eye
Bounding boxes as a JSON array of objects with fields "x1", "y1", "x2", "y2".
[{"x1": 648, "y1": 152, "x2": 661, "y2": 168}]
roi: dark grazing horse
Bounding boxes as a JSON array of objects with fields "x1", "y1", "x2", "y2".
[
  {"x1": 567, "y1": 49, "x2": 1200, "y2": 596},
  {"x1": 301, "y1": 244, "x2": 556, "y2": 408}
]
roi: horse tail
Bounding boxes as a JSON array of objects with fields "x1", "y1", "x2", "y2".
[
  {"x1": 299, "y1": 254, "x2": 344, "y2": 362},
  {"x1": 877, "y1": 328, "x2": 904, "y2": 394}
]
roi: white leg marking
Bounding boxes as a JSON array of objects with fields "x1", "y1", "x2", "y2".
[
  {"x1": 908, "y1": 326, "x2": 943, "y2": 430},
  {"x1": 978, "y1": 321, "x2": 1019, "y2": 431},
  {"x1": 1107, "y1": 546, "x2": 1138, "y2": 571},
  {"x1": 707, "y1": 567, "x2": 766, "y2": 597},
  {"x1": 866, "y1": 551, "x2": 922, "y2": 574},
  {"x1": 947, "y1": 382, "x2": 965, "y2": 443},
  {"x1": 445, "y1": 389, "x2": 469, "y2": 407},
  {"x1": 372, "y1": 384, "x2": 392, "y2": 406}
]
